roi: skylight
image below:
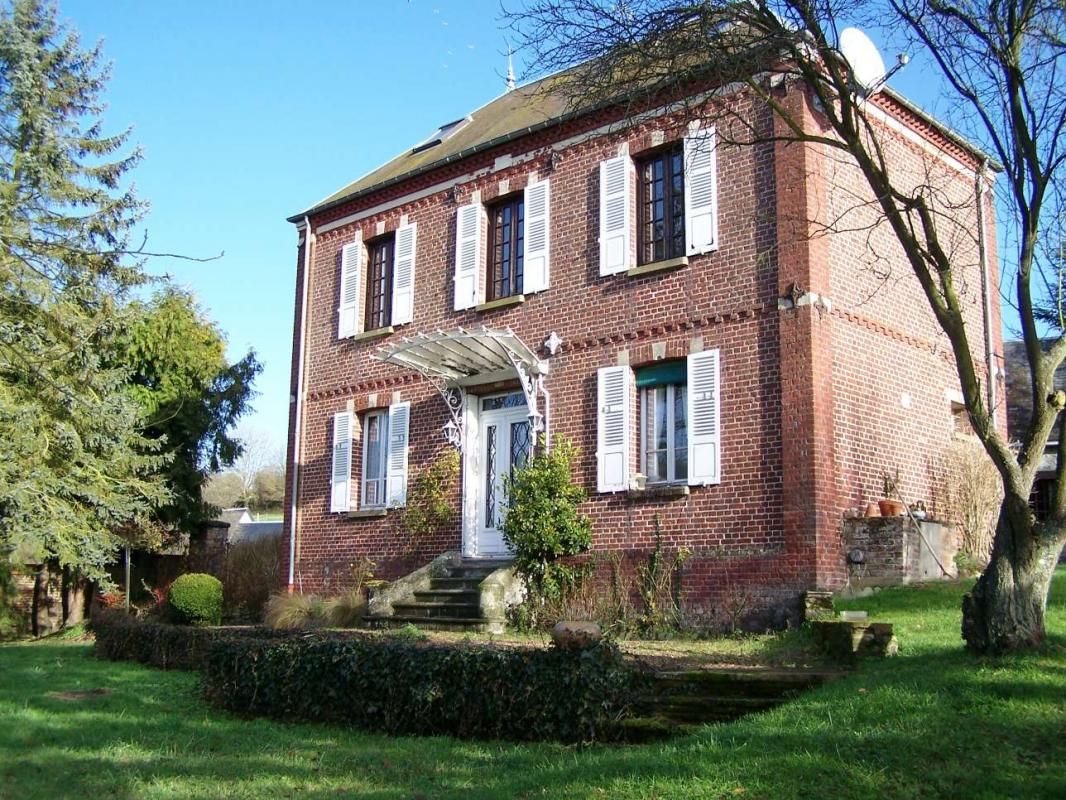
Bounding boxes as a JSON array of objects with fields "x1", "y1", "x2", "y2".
[{"x1": 411, "y1": 116, "x2": 472, "y2": 154}]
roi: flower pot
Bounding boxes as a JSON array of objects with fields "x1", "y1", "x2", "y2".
[
  {"x1": 864, "y1": 502, "x2": 881, "y2": 518},
  {"x1": 878, "y1": 499, "x2": 906, "y2": 517}
]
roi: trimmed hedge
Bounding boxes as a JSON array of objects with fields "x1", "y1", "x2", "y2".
[
  {"x1": 92, "y1": 611, "x2": 289, "y2": 671},
  {"x1": 168, "y1": 573, "x2": 223, "y2": 626},
  {"x1": 204, "y1": 635, "x2": 641, "y2": 743}
]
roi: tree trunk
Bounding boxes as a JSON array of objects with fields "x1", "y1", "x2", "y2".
[{"x1": 962, "y1": 494, "x2": 1064, "y2": 653}]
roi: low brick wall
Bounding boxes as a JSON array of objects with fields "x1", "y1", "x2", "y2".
[{"x1": 842, "y1": 518, "x2": 957, "y2": 588}]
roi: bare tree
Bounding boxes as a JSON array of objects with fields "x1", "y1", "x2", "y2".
[
  {"x1": 505, "y1": 0, "x2": 1065, "y2": 653},
  {"x1": 206, "y1": 427, "x2": 284, "y2": 511}
]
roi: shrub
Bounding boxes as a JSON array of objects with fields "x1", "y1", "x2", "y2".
[
  {"x1": 204, "y1": 634, "x2": 641, "y2": 743},
  {"x1": 264, "y1": 592, "x2": 327, "y2": 630},
  {"x1": 401, "y1": 449, "x2": 459, "y2": 551},
  {"x1": 938, "y1": 439, "x2": 1001, "y2": 565},
  {"x1": 223, "y1": 535, "x2": 281, "y2": 622},
  {"x1": 502, "y1": 436, "x2": 592, "y2": 622},
  {"x1": 91, "y1": 611, "x2": 287, "y2": 670},
  {"x1": 167, "y1": 573, "x2": 223, "y2": 626}
]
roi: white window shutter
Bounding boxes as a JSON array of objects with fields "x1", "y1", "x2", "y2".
[
  {"x1": 387, "y1": 401, "x2": 410, "y2": 507},
  {"x1": 687, "y1": 349, "x2": 721, "y2": 486},
  {"x1": 599, "y1": 155, "x2": 631, "y2": 275},
  {"x1": 330, "y1": 412, "x2": 353, "y2": 512},
  {"x1": 453, "y1": 203, "x2": 482, "y2": 310},
  {"x1": 338, "y1": 235, "x2": 363, "y2": 338},
  {"x1": 523, "y1": 179, "x2": 550, "y2": 293},
  {"x1": 684, "y1": 127, "x2": 718, "y2": 255},
  {"x1": 392, "y1": 222, "x2": 417, "y2": 326},
  {"x1": 597, "y1": 365, "x2": 632, "y2": 492}
]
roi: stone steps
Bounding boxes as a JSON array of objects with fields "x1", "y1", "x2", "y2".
[
  {"x1": 391, "y1": 601, "x2": 484, "y2": 619},
  {"x1": 623, "y1": 667, "x2": 844, "y2": 740},
  {"x1": 365, "y1": 557, "x2": 512, "y2": 634}
]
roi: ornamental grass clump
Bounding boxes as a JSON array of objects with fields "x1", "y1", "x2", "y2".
[
  {"x1": 264, "y1": 592, "x2": 328, "y2": 630},
  {"x1": 167, "y1": 573, "x2": 223, "y2": 626}
]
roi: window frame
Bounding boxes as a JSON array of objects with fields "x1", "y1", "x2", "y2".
[
  {"x1": 486, "y1": 193, "x2": 525, "y2": 300},
  {"x1": 361, "y1": 409, "x2": 390, "y2": 508},
  {"x1": 364, "y1": 235, "x2": 394, "y2": 332},
  {"x1": 636, "y1": 144, "x2": 686, "y2": 266},
  {"x1": 640, "y1": 381, "x2": 688, "y2": 485}
]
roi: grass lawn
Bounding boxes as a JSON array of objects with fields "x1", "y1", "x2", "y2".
[{"x1": 1, "y1": 571, "x2": 1064, "y2": 799}]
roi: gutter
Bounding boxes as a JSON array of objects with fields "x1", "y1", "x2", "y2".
[
  {"x1": 975, "y1": 159, "x2": 997, "y2": 426},
  {"x1": 287, "y1": 216, "x2": 313, "y2": 590}
]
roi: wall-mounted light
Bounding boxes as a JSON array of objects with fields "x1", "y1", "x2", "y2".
[{"x1": 442, "y1": 419, "x2": 462, "y2": 449}]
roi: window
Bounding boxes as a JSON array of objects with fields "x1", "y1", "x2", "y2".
[
  {"x1": 597, "y1": 351, "x2": 719, "y2": 493},
  {"x1": 637, "y1": 361, "x2": 688, "y2": 483},
  {"x1": 637, "y1": 145, "x2": 685, "y2": 265},
  {"x1": 361, "y1": 410, "x2": 389, "y2": 508},
  {"x1": 487, "y1": 194, "x2": 524, "y2": 299},
  {"x1": 365, "y1": 236, "x2": 394, "y2": 331}
]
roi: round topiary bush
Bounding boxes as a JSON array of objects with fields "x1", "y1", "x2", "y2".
[{"x1": 168, "y1": 573, "x2": 223, "y2": 626}]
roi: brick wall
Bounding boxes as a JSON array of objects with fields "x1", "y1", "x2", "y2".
[
  {"x1": 843, "y1": 517, "x2": 958, "y2": 588},
  {"x1": 280, "y1": 81, "x2": 998, "y2": 623}
]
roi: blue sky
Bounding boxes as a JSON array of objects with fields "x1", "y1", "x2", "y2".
[
  {"x1": 59, "y1": 1, "x2": 951, "y2": 456},
  {"x1": 61, "y1": 0, "x2": 518, "y2": 453}
]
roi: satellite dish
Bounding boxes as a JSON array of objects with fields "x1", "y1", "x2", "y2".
[{"x1": 839, "y1": 27, "x2": 887, "y2": 94}]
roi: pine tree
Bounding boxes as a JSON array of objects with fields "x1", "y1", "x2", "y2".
[{"x1": 0, "y1": 0, "x2": 166, "y2": 580}]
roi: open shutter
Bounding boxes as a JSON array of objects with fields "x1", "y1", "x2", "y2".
[
  {"x1": 684, "y1": 127, "x2": 718, "y2": 255},
  {"x1": 599, "y1": 155, "x2": 631, "y2": 275},
  {"x1": 523, "y1": 179, "x2": 550, "y2": 293},
  {"x1": 387, "y1": 401, "x2": 410, "y2": 507},
  {"x1": 597, "y1": 365, "x2": 632, "y2": 492},
  {"x1": 687, "y1": 349, "x2": 721, "y2": 485},
  {"x1": 330, "y1": 412, "x2": 353, "y2": 512},
  {"x1": 338, "y1": 235, "x2": 363, "y2": 338},
  {"x1": 392, "y1": 222, "x2": 417, "y2": 326},
  {"x1": 453, "y1": 203, "x2": 482, "y2": 310}
]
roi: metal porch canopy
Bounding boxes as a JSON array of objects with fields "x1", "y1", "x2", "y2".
[
  {"x1": 374, "y1": 326, "x2": 548, "y2": 386},
  {"x1": 374, "y1": 326, "x2": 550, "y2": 449}
]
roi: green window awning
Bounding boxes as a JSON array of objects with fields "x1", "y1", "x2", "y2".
[{"x1": 635, "y1": 360, "x2": 686, "y2": 388}]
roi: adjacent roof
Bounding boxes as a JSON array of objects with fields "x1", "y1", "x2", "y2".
[
  {"x1": 1003, "y1": 339, "x2": 1066, "y2": 445},
  {"x1": 228, "y1": 520, "x2": 284, "y2": 544},
  {"x1": 218, "y1": 507, "x2": 253, "y2": 526}
]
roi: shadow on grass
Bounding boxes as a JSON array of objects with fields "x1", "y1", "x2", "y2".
[{"x1": 2, "y1": 638, "x2": 1064, "y2": 799}]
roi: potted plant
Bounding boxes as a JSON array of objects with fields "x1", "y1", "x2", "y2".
[{"x1": 878, "y1": 470, "x2": 906, "y2": 517}]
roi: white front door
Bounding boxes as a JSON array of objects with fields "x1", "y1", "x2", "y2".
[{"x1": 474, "y1": 393, "x2": 531, "y2": 556}]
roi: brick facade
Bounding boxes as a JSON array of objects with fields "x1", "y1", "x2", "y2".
[{"x1": 280, "y1": 80, "x2": 1002, "y2": 627}]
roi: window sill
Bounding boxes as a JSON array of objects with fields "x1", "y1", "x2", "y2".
[
  {"x1": 476, "y1": 294, "x2": 525, "y2": 313},
  {"x1": 627, "y1": 484, "x2": 690, "y2": 501},
  {"x1": 352, "y1": 326, "x2": 394, "y2": 343},
  {"x1": 626, "y1": 256, "x2": 688, "y2": 278},
  {"x1": 348, "y1": 508, "x2": 388, "y2": 519}
]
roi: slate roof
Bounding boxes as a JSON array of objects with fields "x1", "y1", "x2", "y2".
[
  {"x1": 289, "y1": 55, "x2": 998, "y2": 224},
  {"x1": 287, "y1": 72, "x2": 572, "y2": 223}
]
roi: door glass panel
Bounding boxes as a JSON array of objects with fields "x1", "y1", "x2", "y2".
[
  {"x1": 484, "y1": 424, "x2": 497, "y2": 526},
  {"x1": 510, "y1": 420, "x2": 531, "y2": 475}
]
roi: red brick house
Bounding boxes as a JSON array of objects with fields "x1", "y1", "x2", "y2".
[{"x1": 281, "y1": 69, "x2": 1003, "y2": 627}]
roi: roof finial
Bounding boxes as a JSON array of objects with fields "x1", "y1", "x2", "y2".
[{"x1": 505, "y1": 44, "x2": 516, "y2": 91}]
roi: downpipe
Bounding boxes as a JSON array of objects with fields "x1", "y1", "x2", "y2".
[{"x1": 288, "y1": 216, "x2": 313, "y2": 590}]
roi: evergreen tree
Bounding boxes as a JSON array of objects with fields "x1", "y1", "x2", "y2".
[
  {"x1": 0, "y1": 0, "x2": 165, "y2": 579},
  {"x1": 117, "y1": 288, "x2": 260, "y2": 534}
]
